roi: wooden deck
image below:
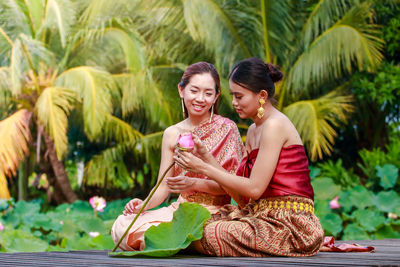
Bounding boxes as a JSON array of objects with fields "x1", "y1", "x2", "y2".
[{"x1": 0, "y1": 239, "x2": 399, "y2": 266}]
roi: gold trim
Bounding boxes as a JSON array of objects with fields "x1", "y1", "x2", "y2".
[{"x1": 253, "y1": 197, "x2": 314, "y2": 213}]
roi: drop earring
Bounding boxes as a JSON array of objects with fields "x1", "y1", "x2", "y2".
[
  {"x1": 181, "y1": 98, "x2": 185, "y2": 118},
  {"x1": 257, "y1": 99, "x2": 265, "y2": 119},
  {"x1": 209, "y1": 104, "x2": 214, "y2": 123}
]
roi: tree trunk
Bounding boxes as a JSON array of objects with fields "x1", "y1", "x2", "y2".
[
  {"x1": 18, "y1": 160, "x2": 28, "y2": 201},
  {"x1": 42, "y1": 131, "x2": 77, "y2": 203}
]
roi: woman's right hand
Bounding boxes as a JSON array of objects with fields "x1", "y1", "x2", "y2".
[
  {"x1": 123, "y1": 198, "x2": 144, "y2": 215},
  {"x1": 192, "y1": 135, "x2": 210, "y2": 161}
]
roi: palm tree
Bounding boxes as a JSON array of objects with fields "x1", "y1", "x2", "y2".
[
  {"x1": 0, "y1": 0, "x2": 163, "y2": 200},
  {"x1": 139, "y1": 0, "x2": 383, "y2": 161}
]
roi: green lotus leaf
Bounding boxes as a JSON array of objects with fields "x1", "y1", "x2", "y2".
[
  {"x1": 62, "y1": 234, "x2": 93, "y2": 250},
  {"x1": 1, "y1": 230, "x2": 49, "y2": 252},
  {"x1": 374, "y1": 191, "x2": 400, "y2": 213},
  {"x1": 89, "y1": 234, "x2": 115, "y2": 249},
  {"x1": 342, "y1": 223, "x2": 370, "y2": 240},
  {"x1": 375, "y1": 225, "x2": 400, "y2": 239},
  {"x1": 352, "y1": 209, "x2": 386, "y2": 232},
  {"x1": 32, "y1": 213, "x2": 63, "y2": 232},
  {"x1": 78, "y1": 217, "x2": 108, "y2": 235},
  {"x1": 109, "y1": 202, "x2": 211, "y2": 257},
  {"x1": 312, "y1": 177, "x2": 341, "y2": 200},
  {"x1": 338, "y1": 191, "x2": 353, "y2": 212},
  {"x1": 320, "y1": 213, "x2": 343, "y2": 236},
  {"x1": 59, "y1": 219, "x2": 80, "y2": 238},
  {"x1": 314, "y1": 199, "x2": 330, "y2": 218},
  {"x1": 376, "y1": 164, "x2": 399, "y2": 189},
  {"x1": 346, "y1": 186, "x2": 374, "y2": 210}
]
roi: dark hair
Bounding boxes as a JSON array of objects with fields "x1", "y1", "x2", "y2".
[
  {"x1": 178, "y1": 62, "x2": 220, "y2": 118},
  {"x1": 229, "y1": 57, "x2": 283, "y2": 100}
]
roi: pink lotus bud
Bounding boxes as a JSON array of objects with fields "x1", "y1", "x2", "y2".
[
  {"x1": 329, "y1": 196, "x2": 340, "y2": 209},
  {"x1": 89, "y1": 196, "x2": 106, "y2": 212},
  {"x1": 177, "y1": 133, "x2": 194, "y2": 151},
  {"x1": 388, "y1": 213, "x2": 398, "y2": 220},
  {"x1": 0, "y1": 222, "x2": 4, "y2": 231}
]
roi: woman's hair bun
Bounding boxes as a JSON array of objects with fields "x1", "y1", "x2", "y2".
[{"x1": 265, "y1": 63, "x2": 283, "y2": 83}]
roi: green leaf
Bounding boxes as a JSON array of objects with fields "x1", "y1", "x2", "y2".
[
  {"x1": 78, "y1": 217, "x2": 108, "y2": 235},
  {"x1": 314, "y1": 199, "x2": 330, "y2": 218},
  {"x1": 89, "y1": 234, "x2": 114, "y2": 250},
  {"x1": 342, "y1": 223, "x2": 370, "y2": 240},
  {"x1": 346, "y1": 186, "x2": 374, "y2": 210},
  {"x1": 1, "y1": 230, "x2": 49, "y2": 252},
  {"x1": 374, "y1": 191, "x2": 400, "y2": 213},
  {"x1": 109, "y1": 202, "x2": 211, "y2": 257},
  {"x1": 375, "y1": 225, "x2": 400, "y2": 239},
  {"x1": 309, "y1": 166, "x2": 321, "y2": 179},
  {"x1": 376, "y1": 164, "x2": 399, "y2": 189},
  {"x1": 311, "y1": 177, "x2": 341, "y2": 200},
  {"x1": 320, "y1": 213, "x2": 342, "y2": 236},
  {"x1": 352, "y1": 209, "x2": 386, "y2": 232}
]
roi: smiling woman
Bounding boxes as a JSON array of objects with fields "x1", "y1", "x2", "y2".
[{"x1": 111, "y1": 62, "x2": 244, "y2": 251}]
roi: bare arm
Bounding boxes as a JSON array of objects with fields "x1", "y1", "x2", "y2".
[{"x1": 125, "y1": 127, "x2": 178, "y2": 214}]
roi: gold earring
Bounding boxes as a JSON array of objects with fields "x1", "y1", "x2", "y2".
[
  {"x1": 257, "y1": 99, "x2": 265, "y2": 119},
  {"x1": 209, "y1": 104, "x2": 214, "y2": 123},
  {"x1": 181, "y1": 98, "x2": 185, "y2": 118}
]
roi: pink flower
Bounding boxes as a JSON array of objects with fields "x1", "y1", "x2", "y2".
[
  {"x1": 89, "y1": 196, "x2": 106, "y2": 212},
  {"x1": 329, "y1": 196, "x2": 340, "y2": 209},
  {"x1": 177, "y1": 133, "x2": 194, "y2": 151},
  {"x1": 89, "y1": 231, "x2": 100, "y2": 237},
  {"x1": 388, "y1": 213, "x2": 398, "y2": 220},
  {"x1": 0, "y1": 222, "x2": 4, "y2": 231}
]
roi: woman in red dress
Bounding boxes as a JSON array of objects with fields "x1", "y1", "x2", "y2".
[{"x1": 171, "y1": 57, "x2": 324, "y2": 257}]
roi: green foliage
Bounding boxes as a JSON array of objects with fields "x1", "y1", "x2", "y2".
[
  {"x1": 317, "y1": 159, "x2": 359, "y2": 188},
  {"x1": 0, "y1": 198, "x2": 128, "y2": 252},
  {"x1": 313, "y1": 136, "x2": 400, "y2": 240},
  {"x1": 109, "y1": 202, "x2": 211, "y2": 257}
]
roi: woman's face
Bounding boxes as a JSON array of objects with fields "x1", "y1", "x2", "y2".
[
  {"x1": 179, "y1": 73, "x2": 219, "y2": 118},
  {"x1": 229, "y1": 80, "x2": 259, "y2": 119}
]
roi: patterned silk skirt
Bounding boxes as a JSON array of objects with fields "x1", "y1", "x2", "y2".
[{"x1": 200, "y1": 195, "x2": 324, "y2": 257}]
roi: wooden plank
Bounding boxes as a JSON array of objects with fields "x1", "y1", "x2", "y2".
[{"x1": 0, "y1": 239, "x2": 399, "y2": 266}]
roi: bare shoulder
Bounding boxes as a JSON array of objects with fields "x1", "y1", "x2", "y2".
[
  {"x1": 247, "y1": 123, "x2": 256, "y2": 134},
  {"x1": 262, "y1": 111, "x2": 301, "y2": 145},
  {"x1": 162, "y1": 124, "x2": 181, "y2": 148}
]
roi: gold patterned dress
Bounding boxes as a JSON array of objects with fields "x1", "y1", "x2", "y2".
[
  {"x1": 201, "y1": 145, "x2": 325, "y2": 257},
  {"x1": 111, "y1": 115, "x2": 244, "y2": 251}
]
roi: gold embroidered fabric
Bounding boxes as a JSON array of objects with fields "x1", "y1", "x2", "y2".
[
  {"x1": 182, "y1": 192, "x2": 230, "y2": 206},
  {"x1": 201, "y1": 195, "x2": 324, "y2": 257}
]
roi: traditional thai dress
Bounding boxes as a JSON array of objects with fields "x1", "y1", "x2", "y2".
[
  {"x1": 111, "y1": 115, "x2": 244, "y2": 251},
  {"x1": 201, "y1": 145, "x2": 325, "y2": 257}
]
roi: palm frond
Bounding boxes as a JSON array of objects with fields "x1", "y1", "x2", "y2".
[
  {"x1": 10, "y1": 34, "x2": 54, "y2": 95},
  {"x1": 183, "y1": 0, "x2": 256, "y2": 74},
  {"x1": 41, "y1": 0, "x2": 77, "y2": 48},
  {"x1": 0, "y1": 0, "x2": 32, "y2": 39},
  {"x1": 102, "y1": 115, "x2": 143, "y2": 143},
  {"x1": 35, "y1": 86, "x2": 76, "y2": 159},
  {"x1": 0, "y1": 109, "x2": 32, "y2": 178},
  {"x1": 23, "y1": 0, "x2": 46, "y2": 36},
  {"x1": 286, "y1": 2, "x2": 383, "y2": 95},
  {"x1": 55, "y1": 66, "x2": 114, "y2": 139},
  {"x1": 260, "y1": 0, "x2": 295, "y2": 62},
  {"x1": 283, "y1": 90, "x2": 354, "y2": 160},
  {"x1": 301, "y1": 0, "x2": 349, "y2": 47},
  {"x1": 84, "y1": 143, "x2": 130, "y2": 187},
  {"x1": 115, "y1": 71, "x2": 175, "y2": 129},
  {"x1": 0, "y1": 172, "x2": 11, "y2": 199}
]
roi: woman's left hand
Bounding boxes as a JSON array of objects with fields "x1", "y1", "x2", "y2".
[
  {"x1": 173, "y1": 149, "x2": 205, "y2": 174},
  {"x1": 166, "y1": 176, "x2": 196, "y2": 193}
]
